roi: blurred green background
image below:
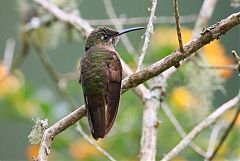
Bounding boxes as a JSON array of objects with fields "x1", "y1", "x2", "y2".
[{"x1": 0, "y1": 0, "x2": 239, "y2": 161}]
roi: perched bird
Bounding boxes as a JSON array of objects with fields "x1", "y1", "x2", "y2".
[{"x1": 79, "y1": 26, "x2": 144, "y2": 140}]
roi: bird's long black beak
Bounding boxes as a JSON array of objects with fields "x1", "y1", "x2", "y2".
[{"x1": 117, "y1": 27, "x2": 145, "y2": 36}]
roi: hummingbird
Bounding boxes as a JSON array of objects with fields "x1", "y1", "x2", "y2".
[{"x1": 79, "y1": 26, "x2": 144, "y2": 140}]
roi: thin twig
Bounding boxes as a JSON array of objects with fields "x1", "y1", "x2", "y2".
[
  {"x1": 160, "y1": 95, "x2": 240, "y2": 161},
  {"x1": 3, "y1": 38, "x2": 16, "y2": 74},
  {"x1": 204, "y1": 121, "x2": 226, "y2": 161},
  {"x1": 76, "y1": 123, "x2": 117, "y2": 161},
  {"x1": 173, "y1": 0, "x2": 184, "y2": 52},
  {"x1": 87, "y1": 15, "x2": 198, "y2": 26},
  {"x1": 208, "y1": 107, "x2": 240, "y2": 161},
  {"x1": 232, "y1": 50, "x2": 240, "y2": 61},
  {"x1": 161, "y1": 102, "x2": 207, "y2": 157},
  {"x1": 232, "y1": 50, "x2": 240, "y2": 71},
  {"x1": 136, "y1": 0, "x2": 157, "y2": 72},
  {"x1": 102, "y1": 0, "x2": 138, "y2": 62}
]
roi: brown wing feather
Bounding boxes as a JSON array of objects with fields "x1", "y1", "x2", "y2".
[{"x1": 105, "y1": 52, "x2": 122, "y2": 134}]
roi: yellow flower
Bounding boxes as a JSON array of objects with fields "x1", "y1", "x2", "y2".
[{"x1": 171, "y1": 86, "x2": 192, "y2": 111}]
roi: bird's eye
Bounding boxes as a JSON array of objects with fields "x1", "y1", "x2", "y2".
[{"x1": 102, "y1": 35, "x2": 109, "y2": 40}]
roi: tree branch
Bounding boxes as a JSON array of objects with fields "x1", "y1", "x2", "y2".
[
  {"x1": 121, "y1": 12, "x2": 240, "y2": 93},
  {"x1": 38, "y1": 105, "x2": 86, "y2": 161},
  {"x1": 160, "y1": 95, "x2": 240, "y2": 161}
]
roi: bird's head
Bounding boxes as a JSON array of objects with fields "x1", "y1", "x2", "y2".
[{"x1": 85, "y1": 26, "x2": 145, "y2": 51}]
